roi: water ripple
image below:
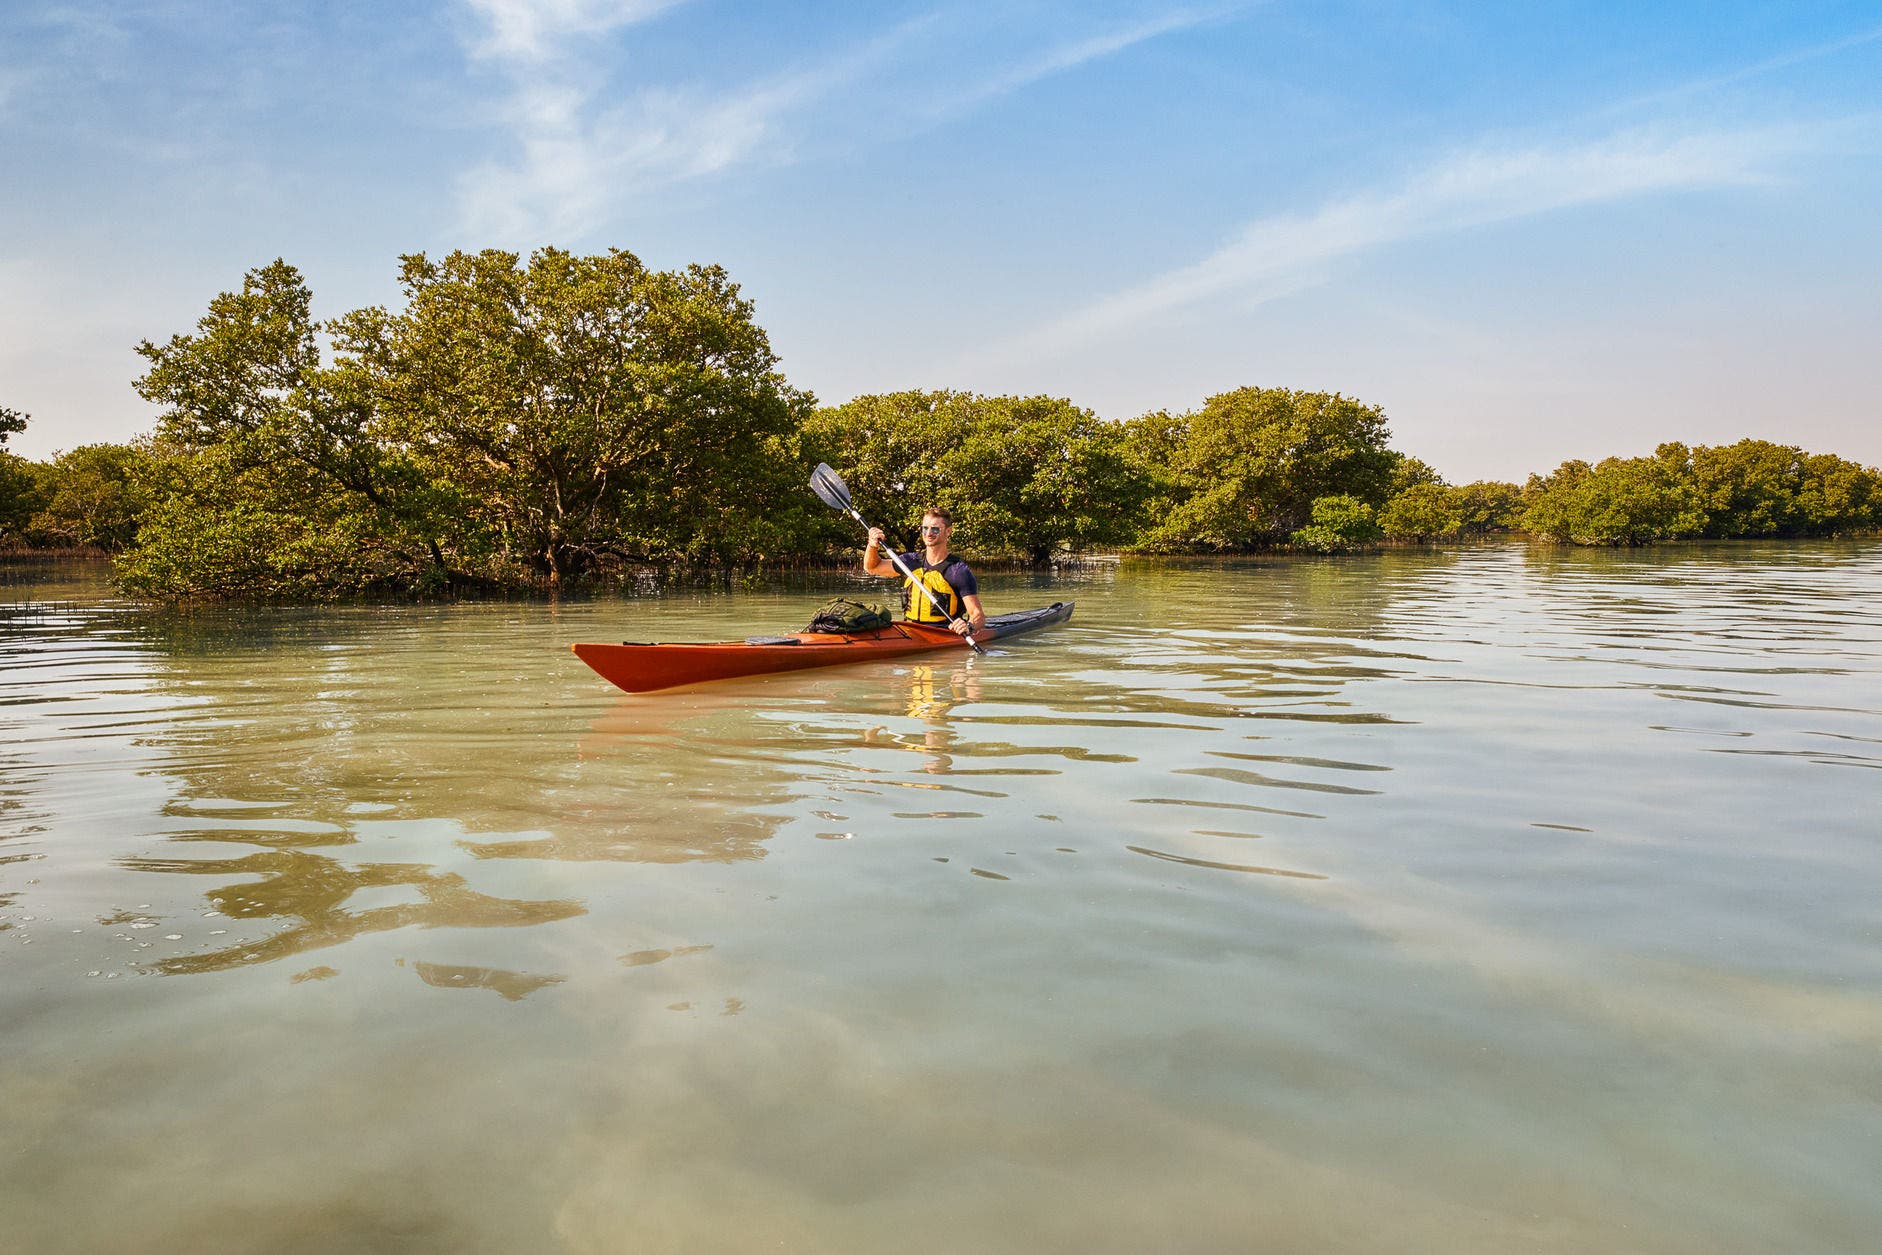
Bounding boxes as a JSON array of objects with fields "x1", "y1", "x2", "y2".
[{"x1": 1126, "y1": 845, "x2": 1328, "y2": 880}]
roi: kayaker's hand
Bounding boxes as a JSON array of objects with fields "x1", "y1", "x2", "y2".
[
  {"x1": 866, "y1": 527, "x2": 885, "y2": 548},
  {"x1": 950, "y1": 618, "x2": 973, "y2": 637}
]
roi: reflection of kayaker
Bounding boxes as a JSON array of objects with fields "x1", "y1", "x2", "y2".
[
  {"x1": 863, "y1": 663, "x2": 985, "y2": 774},
  {"x1": 863, "y1": 506, "x2": 985, "y2": 640},
  {"x1": 904, "y1": 663, "x2": 982, "y2": 723}
]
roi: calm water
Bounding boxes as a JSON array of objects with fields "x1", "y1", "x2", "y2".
[{"x1": 3, "y1": 544, "x2": 1879, "y2": 1254}]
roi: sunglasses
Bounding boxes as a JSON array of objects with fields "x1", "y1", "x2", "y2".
[{"x1": 919, "y1": 524, "x2": 947, "y2": 534}]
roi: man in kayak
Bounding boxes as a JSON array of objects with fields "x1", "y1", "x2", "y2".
[{"x1": 864, "y1": 508, "x2": 986, "y2": 637}]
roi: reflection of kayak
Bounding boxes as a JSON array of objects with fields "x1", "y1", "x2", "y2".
[{"x1": 572, "y1": 602, "x2": 1074, "y2": 694}]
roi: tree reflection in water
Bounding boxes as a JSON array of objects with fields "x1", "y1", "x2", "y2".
[
  {"x1": 120, "y1": 846, "x2": 582, "y2": 976},
  {"x1": 88, "y1": 622, "x2": 830, "y2": 978},
  {"x1": 408, "y1": 960, "x2": 566, "y2": 1001}
]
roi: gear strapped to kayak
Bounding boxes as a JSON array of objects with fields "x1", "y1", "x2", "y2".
[{"x1": 803, "y1": 597, "x2": 896, "y2": 633}]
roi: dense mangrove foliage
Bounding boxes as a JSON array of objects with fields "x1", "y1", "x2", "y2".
[{"x1": 3, "y1": 249, "x2": 1878, "y2": 598}]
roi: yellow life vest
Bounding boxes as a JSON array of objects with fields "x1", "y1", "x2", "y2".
[{"x1": 902, "y1": 563, "x2": 962, "y2": 624}]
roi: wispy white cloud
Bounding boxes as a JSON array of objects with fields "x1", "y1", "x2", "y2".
[
  {"x1": 929, "y1": 6, "x2": 1230, "y2": 117},
  {"x1": 461, "y1": 0, "x2": 686, "y2": 63},
  {"x1": 0, "y1": 65, "x2": 36, "y2": 116},
  {"x1": 455, "y1": 12, "x2": 928, "y2": 240},
  {"x1": 1010, "y1": 122, "x2": 1839, "y2": 356},
  {"x1": 1603, "y1": 21, "x2": 1882, "y2": 116},
  {"x1": 453, "y1": 3, "x2": 1226, "y2": 242},
  {"x1": 454, "y1": 0, "x2": 924, "y2": 240},
  {"x1": 26, "y1": 4, "x2": 131, "y2": 48},
  {"x1": 0, "y1": 4, "x2": 130, "y2": 120}
]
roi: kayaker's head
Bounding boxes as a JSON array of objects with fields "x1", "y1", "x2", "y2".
[{"x1": 918, "y1": 508, "x2": 951, "y2": 554}]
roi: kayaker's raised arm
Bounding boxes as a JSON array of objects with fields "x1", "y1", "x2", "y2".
[{"x1": 862, "y1": 527, "x2": 897, "y2": 577}]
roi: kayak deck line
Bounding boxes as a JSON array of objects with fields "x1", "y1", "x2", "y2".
[{"x1": 571, "y1": 601, "x2": 1074, "y2": 694}]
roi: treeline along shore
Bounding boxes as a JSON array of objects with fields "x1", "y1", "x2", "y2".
[{"x1": 3, "y1": 247, "x2": 1879, "y2": 600}]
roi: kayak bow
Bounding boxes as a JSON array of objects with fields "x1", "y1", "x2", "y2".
[{"x1": 572, "y1": 602, "x2": 1074, "y2": 694}]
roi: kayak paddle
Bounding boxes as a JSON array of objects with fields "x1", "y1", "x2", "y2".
[{"x1": 810, "y1": 462, "x2": 983, "y2": 654}]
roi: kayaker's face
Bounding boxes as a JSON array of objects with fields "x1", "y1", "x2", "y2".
[{"x1": 919, "y1": 517, "x2": 950, "y2": 549}]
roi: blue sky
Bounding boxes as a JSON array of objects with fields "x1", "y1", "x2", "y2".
[{"x1": 3, "y1": 0, "x2": 1878, "y2": 480}]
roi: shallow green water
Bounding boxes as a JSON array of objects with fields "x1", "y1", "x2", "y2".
[{"x1": 4, "y1": 544, "x2": 1879, "y2": 1254}]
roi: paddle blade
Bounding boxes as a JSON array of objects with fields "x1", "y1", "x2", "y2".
[{"x1": 809, "y1": 462, "x2": 854, "y2": 513}]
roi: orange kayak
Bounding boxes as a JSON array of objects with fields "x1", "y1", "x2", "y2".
[{"x1": 572, "y1": 602, "x2": 1074, "y2": 693}]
